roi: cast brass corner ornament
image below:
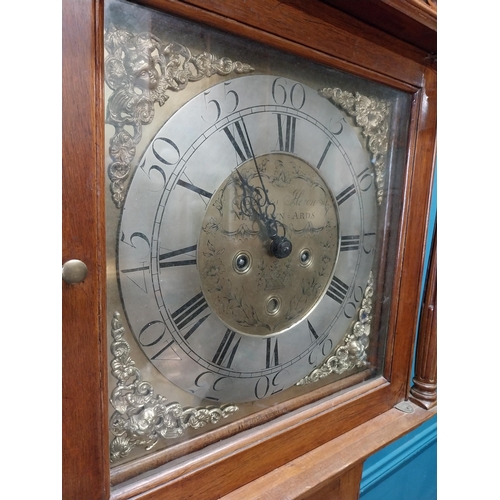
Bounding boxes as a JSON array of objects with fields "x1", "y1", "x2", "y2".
[
  {"x1": 319, "y1": 89, "x2": 390, "y2": 205},
  {"x1": 297, "y1": 272, "x2": 374, "y2": 386},
  {"x1": 104, "y1": 26, "x2": 255, "y2": 208},
  {"x1": 108, "y1": 312, "x2": 239, "y2": 462}
]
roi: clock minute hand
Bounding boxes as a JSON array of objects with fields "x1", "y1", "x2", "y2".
[
  {"x1": 239, "y1": 119, "x2": 293, "y2": 259},
  {"x1": 234, "y1": 168, "x2": 270, "y2": 229}
]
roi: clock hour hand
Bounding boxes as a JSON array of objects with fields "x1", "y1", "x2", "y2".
[
  {"x1": 234, "y1": 163, "x2": 292, "y2": 259},
  {"x1": 268, "y1": 220, "x2": 293, "y2": 259},
  {"x1": 237, "y1": 120, "x2": 293, "y2": 259}
]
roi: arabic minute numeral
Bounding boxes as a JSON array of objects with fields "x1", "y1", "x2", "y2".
[
  {"x1": 202, "y1": 83, "x2": 240, "y2": 123},
  {"x1": 254, "y1": 371, "x2": 285, "y2": 400},
  {"x1": 137, "y1": 320, "x2": 178, "y2": 361},
  {"x1": 271, "y1": 78, "x2": 306, "y2": 109},
  {"x1": 357, "y1": 167, "x2": 373, "y2": 191},
  {"x1": 152, "y1": 137, "x2": 181, "y2": 166}
]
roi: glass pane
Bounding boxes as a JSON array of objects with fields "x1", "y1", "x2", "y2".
[{"x1": 104, "y1": 0, "x2": 411, "y2": 470}]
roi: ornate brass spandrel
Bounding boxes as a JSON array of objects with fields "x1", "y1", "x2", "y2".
[
  {"x1": 108, "y1": 312, "x2": 238, "y2": 461},
  {"x1": 297, "y1": 272, "x2": 374, "y2": 385},
  {"x1": 197, "y1": 153, "x2": 339, "y2": 337},
  {"x1": 104, "y1": 27, "x2": 254, "y2": 208},
  {"x1": 319, "y1": 88, "x2": 390, "y2": 205}
]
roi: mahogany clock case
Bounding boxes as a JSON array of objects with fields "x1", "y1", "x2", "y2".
[{"x1": 62, "y1": 1, "x2": 437, "y2": 499}]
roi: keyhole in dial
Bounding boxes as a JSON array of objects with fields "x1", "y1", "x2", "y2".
[
  {"x1": 233, "y1": 252, "x2": 251, "y2": 273},
  {"x1": 299, "y1": 248, "x2": 312, "y2": 267},
  {"x1": 266, "y1": 296, "x2": 281, "y2": 315}
]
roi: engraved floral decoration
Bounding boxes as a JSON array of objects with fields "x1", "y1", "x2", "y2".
[
  {"x1": 109, "y1": 312, "x2": 238, "y2": 462},
  {"x1": 297, "y1": 272, "x2": 374, "y2": 385},
  {"x1": 104, "y1": 27, "x2": 254, "y2": 208},
  {"x1": 319, "y1": 88, "x2": 390, "y2": 205},
  {"x1": 198, "y1": 155, "x2": 339, "y2": 336}
]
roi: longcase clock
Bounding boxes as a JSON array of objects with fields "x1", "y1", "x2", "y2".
[{"x1": 62, "y1": 0, "x2": 437, "y2": 498}]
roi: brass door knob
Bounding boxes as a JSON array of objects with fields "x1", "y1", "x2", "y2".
[{"x1": 62, "y1": 259, "x2": 88, "y2": 284}]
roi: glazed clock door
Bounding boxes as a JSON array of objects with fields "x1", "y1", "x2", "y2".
[
  {"x1": 63, "y1": 0, "x2": 437, "y2": 499},
  {"x1": 102, "y1": 0, "x2": 410, "y2": 470}
]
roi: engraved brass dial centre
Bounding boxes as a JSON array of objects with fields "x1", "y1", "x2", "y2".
[{"x1": 198, "y1": 153, "x2": 339, "y2": 337}]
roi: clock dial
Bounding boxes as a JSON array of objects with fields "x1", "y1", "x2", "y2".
[{"x1": 117, "y1": 75, "x2": 377, "y2": 402}]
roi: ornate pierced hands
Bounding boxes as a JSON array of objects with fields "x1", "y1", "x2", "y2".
[{"x1": 235, "y1": 120, "x2": 293, "y2": 259}]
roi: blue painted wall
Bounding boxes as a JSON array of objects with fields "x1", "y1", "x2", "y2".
[
  {"x1": 360, "y1": 168, "x2": 437, "y2": 500},
  {"x1": 360, "y1": 417, "x2": 437, "y2": 500}
]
